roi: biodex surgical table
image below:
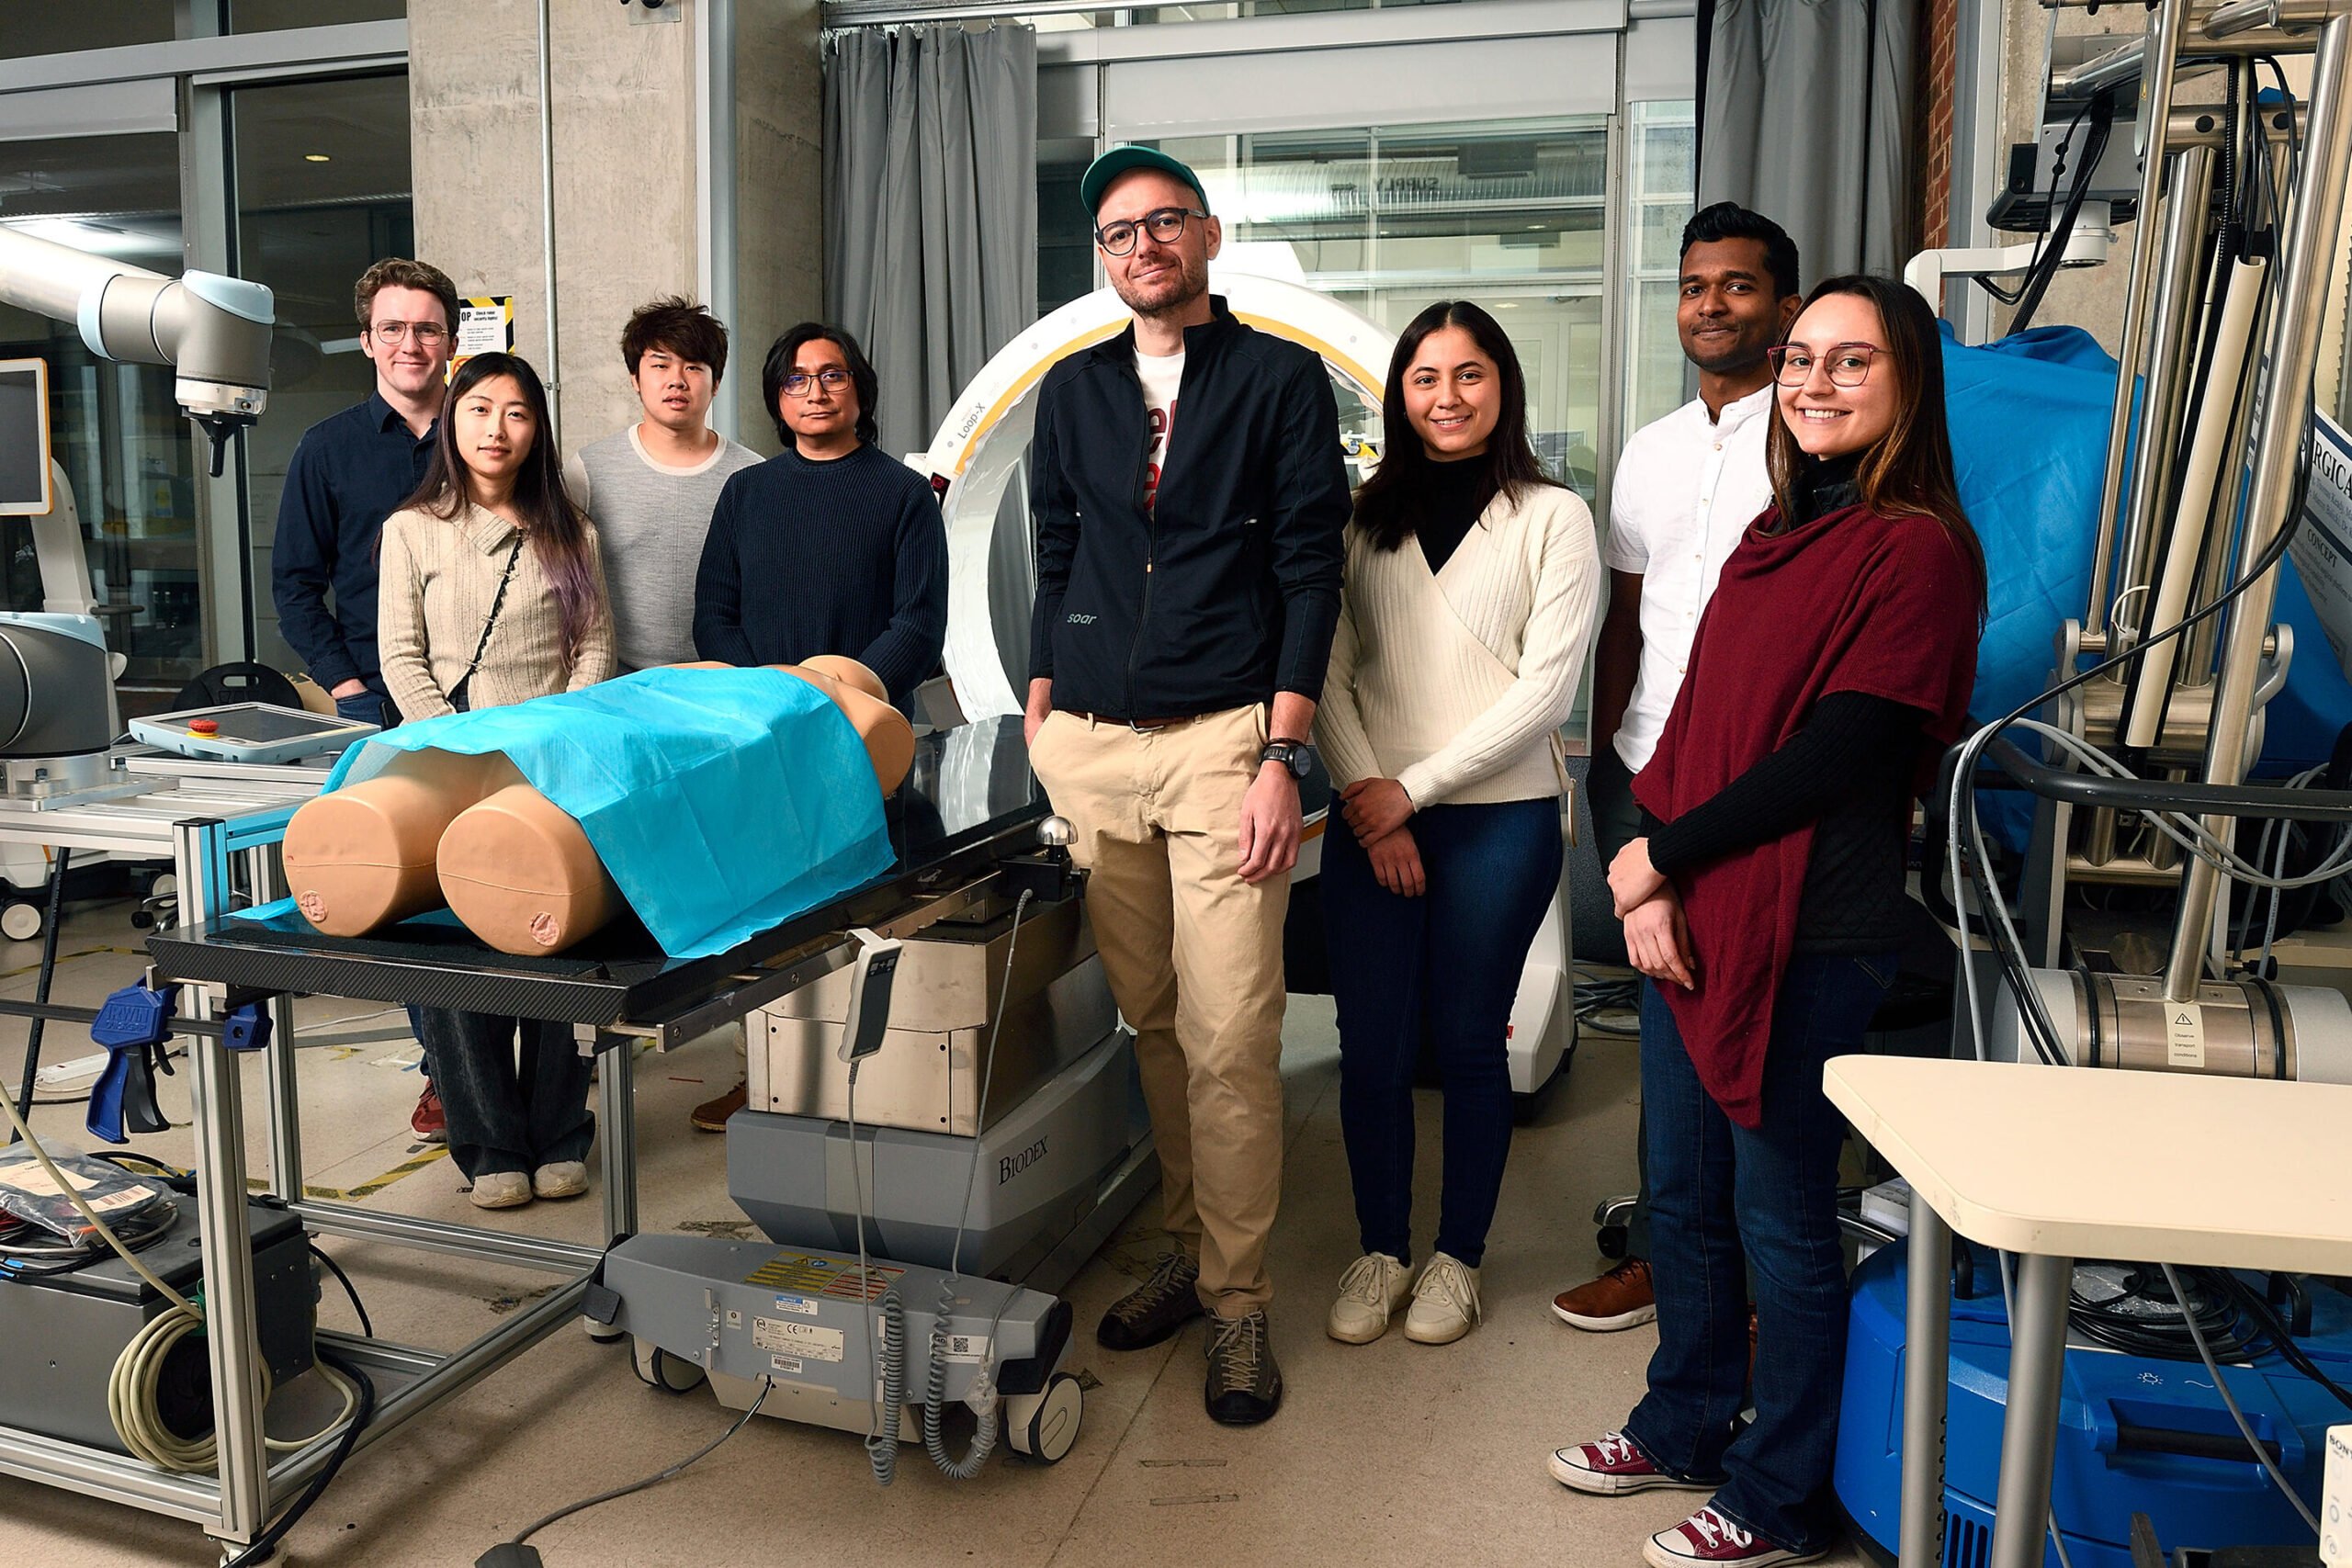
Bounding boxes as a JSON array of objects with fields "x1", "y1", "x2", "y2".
[{"x1": 17, "y1": 716, "x2": 1137, "y2": 1547}]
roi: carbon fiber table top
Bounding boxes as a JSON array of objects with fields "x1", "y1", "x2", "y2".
[{"x1": 145, "y1": 716, "x2": 1046, "y2": 1028}]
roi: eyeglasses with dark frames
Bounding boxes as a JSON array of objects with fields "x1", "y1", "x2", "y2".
[
  {"x1": 1766, "y1": 343, "x2": 1881, "y2": 389},
  {"x1": 368, "y1": 320, "x2": 450, "y2": 346},
  {"x1": 1094, "y1": 207, "x2": 1207, "y2": 257},
  {"x1": 782, "y1": 367, "x2": 853, "y2": 397}
]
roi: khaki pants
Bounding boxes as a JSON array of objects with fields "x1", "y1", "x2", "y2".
[{"x1": 1027, "y1": 705, "x2": 1289, "y2": 1316}]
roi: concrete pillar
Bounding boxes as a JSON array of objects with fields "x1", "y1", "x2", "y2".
[
  {"x1": 733, "y1": 0, "x2": 826, "y2": 452},
  {"x1": 408, "y1": 0, "x2": 820, "y2": 454}
]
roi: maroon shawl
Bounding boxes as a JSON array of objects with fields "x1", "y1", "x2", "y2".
[{"x1": 1631, "y1": 503, "x2": 1980, "y2": 1128}]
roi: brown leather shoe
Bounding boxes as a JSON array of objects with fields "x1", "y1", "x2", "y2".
[
  {"x1": 690, "y1": 1078, "x2": 748, "y2": 1132},
  {"x1": 1552, "y1": 1257, "x2": 1657, "y2": 1331}
]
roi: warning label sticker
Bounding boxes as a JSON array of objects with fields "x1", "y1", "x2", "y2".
[
  {"x1": 2166, "y1": 1003, "x2": 2207, "y2": 1069},
  {"x1": 744, "y1": 1249, "x2": 902, "y2": 1302},
  {"x1": 752, "y1": 1316, "x2": 845, "y2": 1363}
]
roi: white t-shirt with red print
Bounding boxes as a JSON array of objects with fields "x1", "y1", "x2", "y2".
[{"x1": 1136, "y1": 347, "x2": 1184, "y2": 513}]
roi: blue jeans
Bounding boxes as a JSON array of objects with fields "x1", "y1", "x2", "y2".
[
  {"x1": 413, "y1": 1010, "x2": 594, "y2": 1179},
  {"x1": 1623, "y1": 952, "x2": 1895, "y2": 1553},
  {"x1": 1322, "y1": 795, "x2": 1563, "y2": 1268},
  {"x1": 334, "y1": 683, "x2": 398, "y2": 731}
]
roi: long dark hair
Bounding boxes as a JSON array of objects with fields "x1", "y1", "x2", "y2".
[
  {"x1": 403, "y1": 352, "x2": 604, "y2": 668},
  {"x1": 1351, "y1": 300, "x2": 1560, "y2": 553},
  {"x1": 762, "y1": 322, "x2": 879, "y2": 449},
  {"x1": 1766, "y1": 275, "x2": 1986, "y2": 609}
]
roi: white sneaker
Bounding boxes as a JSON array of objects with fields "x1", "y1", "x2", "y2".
[
  {"x1": 1326, "y1": 1253, "x2": 1415, "y2": 1343},
  {"x1": 1404, "y1": 1252, "x2": 1481, "y2": 1344},
  {"x1": 468, "y1": 1170, "x2": 531, "y2": 1209},
  {"x1": 532, "y1": 1160, "x2": 589, "y2": 1200}
]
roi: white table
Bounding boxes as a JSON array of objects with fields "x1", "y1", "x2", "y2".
[{"x1": 1822, "y1": 1055, "x2": 2352, "y2": 1568}]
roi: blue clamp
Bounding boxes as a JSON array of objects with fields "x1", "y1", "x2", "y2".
[
  {"x1": 220, "y1": 1003, "x2": 272, "y2": 1053},
  {"x1": 88, "y1": 982, "x2": 179, "y2": 1145}
]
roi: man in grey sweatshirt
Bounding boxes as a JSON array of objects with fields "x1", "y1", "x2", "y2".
[{"x1": 567, "y1": 298, "x2": 763, "y2": 672}]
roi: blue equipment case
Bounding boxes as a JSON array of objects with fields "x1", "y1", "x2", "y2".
[{"x1": 1835, "y1": 1246, "x2": 2349, "y2": 1568}]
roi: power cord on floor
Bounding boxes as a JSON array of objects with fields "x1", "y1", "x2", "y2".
[{"x1": 474, "y1": 1380, "x2": 773, "y2": 1568}]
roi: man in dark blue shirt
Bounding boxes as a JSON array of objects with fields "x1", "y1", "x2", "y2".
[
  {"x1": 692, "y1": 322, "x2": 946, "y2": 706},
  {"x1": 684, "y1": 321, "x2": 946, "y2": 1136},
  {"x1": 270, "y1": 256, "x2": 458, "y2": 1145},
  {"x1": 272, "y1": 257, "x2": 459, "y2": 728}
]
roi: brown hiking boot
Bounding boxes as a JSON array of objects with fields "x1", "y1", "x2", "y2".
[
  {"x1": 690, "y1": 1078, "x2": 748, "y2": 1132},
  {"x1": 1552, "y1": 1256, "x2": 1657, "y2": 1331},
  {"x1": 1204, "y1": 1308, "x2": 1283, "y2": 1425},
  {"x1": 1097, "y1": 1251, "x2": 1205, "y2": 1349}
]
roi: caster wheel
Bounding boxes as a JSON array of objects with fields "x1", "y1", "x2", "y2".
[
  {"x1": 1597, "y1": 1224, "x2": 1630, "y2": 1261},
  {"x1": 130, "y1": 909, "x2": 155, "y2": 930},
  {"x1": 1002, "y1": 1372, "x2": 1081, "y2": 1463},
  {"x1": 630, "y1": 1337, "x2": 706, "y2": 1393},
  {"x1": 582, "y1": 1314, "x2": 627, "y2": 1342},
  {"x1": 2, "y1": 903, "x2": 41, "y2": 942}
]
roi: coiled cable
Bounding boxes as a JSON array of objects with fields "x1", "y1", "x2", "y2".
[{"x1": 0, "y1": 1089, "x2": 357, "y2": 1471}]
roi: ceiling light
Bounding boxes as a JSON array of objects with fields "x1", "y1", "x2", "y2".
[{"x1": 304, "y1": 153, "x2": 331, "y2": 163}]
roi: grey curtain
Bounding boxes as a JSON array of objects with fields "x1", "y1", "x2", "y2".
[
  {"x1": 1698, "y1": 0, "x2": 1918, "y2": 287},
  {"x1": 824, "y1": 23, "x2": 1038, "y2": 460}
]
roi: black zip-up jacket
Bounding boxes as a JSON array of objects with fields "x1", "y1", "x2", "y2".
[{"x1": 1027, "y1": 300, "x2": 1350, "y2": 719}]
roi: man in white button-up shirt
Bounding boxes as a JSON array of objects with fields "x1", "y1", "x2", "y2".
[{"x1": 1553, "y1": 203, "x2": 1801, "y2": 1336}]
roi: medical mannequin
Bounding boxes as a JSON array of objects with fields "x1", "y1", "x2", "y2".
[{"x1": 283, "y1": 655, "x2": 911, "y2": 954}]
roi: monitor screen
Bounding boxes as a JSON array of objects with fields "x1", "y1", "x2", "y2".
[{"x1": 0, "y1": 361, "x2": 52, "y2": 516}]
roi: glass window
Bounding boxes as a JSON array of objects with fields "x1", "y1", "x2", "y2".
[
  {"x1": 231, "y1": 0, "x2": 405, "y2": 30},
  {"x1": 1, "y1": 6, "x2": 177, "y2": 60},
  {"x1": 1038, "y1": 138, "x2": 1097, "y2": 317},
  {"x1": 1155, "y1": 119, "x2": 1611, "y2": 501},
  {"x1": 230, "y1": 72, "x2": 414, "y2": 678},
  {"x1": 1619, "y1": 100, "x2": 1697, "y2": 446},
  {"x1": 0, "y1": 132, "x2": 203, "y2": 698}
]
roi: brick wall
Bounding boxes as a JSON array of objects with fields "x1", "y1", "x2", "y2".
[{"x1": 1919, "y1": 0, "x2": 1960, "y2": 250}]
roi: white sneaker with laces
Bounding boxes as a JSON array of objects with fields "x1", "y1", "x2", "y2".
[
  {"x1": 1404, "y1": 1252, "x2": 1481, "y2": 1344},
  {"x1": 532, "y1": 1160, "x2": 589, "y2": 1200},
  {"x1": 468, "y1": 1170, "x2": 531, "y2": 1210},
  {"x1": 1326, "y1": 1253, "x2": 1415, "y2": 1344}
]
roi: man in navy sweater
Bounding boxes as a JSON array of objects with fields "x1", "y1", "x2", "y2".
[
  {"x1": 686, "y1": 322, "x2": 947, "y2": 1131},
  {"x1": 692, "y1": 323, "x2": 947, "y2": 707}
]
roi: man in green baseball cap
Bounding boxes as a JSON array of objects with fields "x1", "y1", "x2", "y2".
[
  {"x1": 1023, "y1": 139, "x2": 1352, "y2": 1429},
  {"x1": 1077, "y1": 143, "x2": 1213, "y2": 218}
]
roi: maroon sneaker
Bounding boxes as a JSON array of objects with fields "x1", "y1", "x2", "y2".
[
  {"x1": 1547, "y1": 1432, "x2": 1717, "y2": 1496},
  {"x1": 411, "y1": 1082, "x2": 446, "y2": 1144},
  {"x1": 1644, "y1": 1506, "x2": 1823, "y2": 1568}
]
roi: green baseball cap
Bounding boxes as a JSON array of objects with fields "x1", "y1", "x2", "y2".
[{"x1": 1080, "y1": 145, "x2": 1212, "y2": 220}]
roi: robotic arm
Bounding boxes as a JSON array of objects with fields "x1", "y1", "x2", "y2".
[{"x1": 0, "y1": 226, "x2": 273, "y2": 475}]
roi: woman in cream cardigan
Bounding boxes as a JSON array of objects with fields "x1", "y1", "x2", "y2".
[
  {"x1": 1315, "y1": 301, "x2": 1599, "y2": 1346},
  {"x1": 379, "y1": 351, "x2": 615, "y2": 1209}
]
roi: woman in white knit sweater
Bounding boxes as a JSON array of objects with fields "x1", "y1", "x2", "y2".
[
  {"x1": 379, "y1": 352, "x2": 615, "y2": 1210},
  {"x1": 1314, "y1": 301, "x2": 1600, "y2": 1346}
]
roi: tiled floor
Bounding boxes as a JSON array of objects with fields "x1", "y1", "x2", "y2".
[{"x1": 0, "y1": 900, "x2": 1869, "y2": 1568}]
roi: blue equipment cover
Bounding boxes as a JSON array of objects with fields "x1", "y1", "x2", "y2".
[
  {"x1": 1838, "y1": 1246, "x2": 2348, "y2": 1568},
  {"x1": 1944, "y1": 323, "x2": 2352, "y2": 846},
  {"x1": 315, "y1": 666, "x2": 894, "y2": 960}
]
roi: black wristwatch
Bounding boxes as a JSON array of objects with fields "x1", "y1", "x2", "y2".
[{"x1": 1260, "y1": 739, "x2": 1316, "y2": 780}]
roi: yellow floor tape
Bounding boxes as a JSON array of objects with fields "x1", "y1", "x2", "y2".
[{"x1": 244, "y1": 1143, "x2": 451, "y2": 1203}]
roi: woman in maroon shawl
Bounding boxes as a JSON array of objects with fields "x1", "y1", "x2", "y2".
[{"x1": 1546, "y1": 276, "x2": 1983, "y2": 1568}]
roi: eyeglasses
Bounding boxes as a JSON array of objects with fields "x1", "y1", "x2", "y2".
[
  {"x1": 368, "y1": 320, "x2": 450, "y2": 346},
  {"x1": 782, "y1": 367, "x2": 853, "y2": 397},
  {"x1": 1766, "y1": 343, "x2": 1881, "y2": 389},
  {"x1": 1094, "y1": 207, "x2": 1207, "y2": 257}
]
